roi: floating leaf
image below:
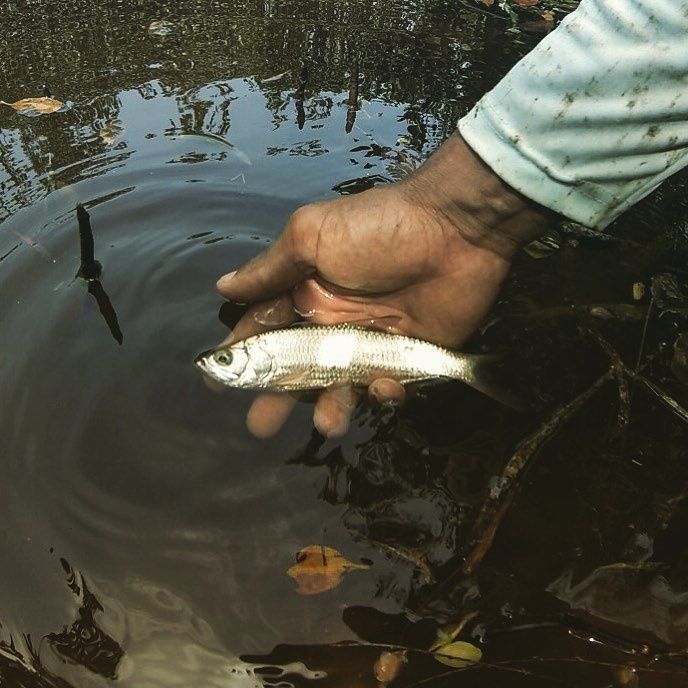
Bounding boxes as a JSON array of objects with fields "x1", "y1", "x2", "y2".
[
  {"x1": 99, "y1": 121, "x2": 124, "y2": 145},
  {"x1": 373, "y1": 650, "x2": 407, "y2": 684},
  {"x1": 432, "y1": 641, "x2": 482, "y2": 669},
  {"x1": 286, "y1": 545, "x2": 369, "y2": 595},
  {"x1": 1, "y1": 96, "x2": 65, "y2": 116},
  {"x1": 148, "y1": 19, "x2": 174, "y2": 36}
]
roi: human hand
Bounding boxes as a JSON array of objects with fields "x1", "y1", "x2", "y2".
[{"x1": 216, "y1": 134, "x2": 553, "y2": 438}]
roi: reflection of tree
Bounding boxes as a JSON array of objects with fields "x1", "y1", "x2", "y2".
[
  {"x1": 0, "y1": 0, "x2": 559, "y2": 223},
  {"x1": 0, "y1": 558, "x2": 123, "y2": 687}
]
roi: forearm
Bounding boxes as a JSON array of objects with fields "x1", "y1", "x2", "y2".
[{"x1": 459, "y1": 0, "x2": 688, "y2": 229}]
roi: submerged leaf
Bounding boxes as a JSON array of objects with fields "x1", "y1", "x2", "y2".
[
  {"x1": 1, "y1": 96, "x2": 65, "y2": 116},
  {"x1": 286, "y1": 545, "x2": 369, "y2": 595},
  {"x1": 373, "y1": 650, "x2": 407, "y2": 684},
  {"x1": 432, "y1": 640, "x2": 483, "y2": 668}
]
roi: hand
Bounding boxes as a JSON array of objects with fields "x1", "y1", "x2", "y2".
[{"x1": 216, "y1": 134, "x2": 553, "y2": 438}]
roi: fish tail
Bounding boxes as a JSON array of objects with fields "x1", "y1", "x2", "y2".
[{"x1": 453, "y1": 353, "x2": 525, "y2": 411}]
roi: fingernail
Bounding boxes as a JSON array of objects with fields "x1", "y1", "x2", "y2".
[{"x1": 217, "y1": 271, "x2": 237, "y2": 290}]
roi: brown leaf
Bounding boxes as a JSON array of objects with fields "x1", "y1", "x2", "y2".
[
  {"x1": 514, "y1": 0, "x2": 539, "y2": 6},
  {"x1": 286, "y1": 545, "x2": 369, "y2": 595},
  {"x1": 374, "y1": 650, "x2": 407, "y2": 684},
  {"x1": 1, "y1": 96, "x2": 64, "y2": 115},
  {"x1": 481, "y1": 0, "x2": 495, "y2": 5}
]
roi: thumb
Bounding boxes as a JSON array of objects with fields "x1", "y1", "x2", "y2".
[{"x1": 216, "y1": 207, "x2": 318, "y2": 302}]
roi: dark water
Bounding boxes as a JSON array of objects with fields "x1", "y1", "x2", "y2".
[{"x1": 1, "y1": 1, "x2": 688, "y2": 686}]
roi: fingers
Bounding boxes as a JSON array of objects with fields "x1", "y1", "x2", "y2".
[
  {"x1": 368, "y1": 378, "x2": 406, "y2": 406},
  {"x1": 217, "y1": 207, "x2": 318, "y2": 303},
  {"x1": 246, "y1": 393, "x2": 298, "y2": 439},
  {"x1": 217, "y1": 294, "x2": 297, "y2": 347},
  {"x1": 313, "y1": 386, "x2": 362, "y2": 438}
]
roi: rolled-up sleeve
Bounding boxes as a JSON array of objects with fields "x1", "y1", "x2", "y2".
[{"x1": 458, "y1": 0, "x2": 688, "y2": 229}]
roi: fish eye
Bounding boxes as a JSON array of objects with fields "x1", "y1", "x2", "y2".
[{"x1": 215, "y1": 351, "x2": 232, "y2": 365}]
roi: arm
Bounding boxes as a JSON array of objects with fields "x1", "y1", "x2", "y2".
[{"x1": 217, "y1": 0, "x2": 688, "y2": 438}]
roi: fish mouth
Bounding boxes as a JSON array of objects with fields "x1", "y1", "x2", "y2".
[{"x1": 194, "y1": 348, "x2": 214, "y2": 370}]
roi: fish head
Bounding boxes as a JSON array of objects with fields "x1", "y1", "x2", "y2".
[{"x1": 195, "y1": 340, "x2": 273, "y2": 388}]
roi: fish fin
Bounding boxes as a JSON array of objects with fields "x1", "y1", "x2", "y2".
[
  {"x1": 273, "y1": 369, "x2": 316, "y2": 389},
  {"x1": 455, "y1": 354, "x2": 527, "y2": 411}
]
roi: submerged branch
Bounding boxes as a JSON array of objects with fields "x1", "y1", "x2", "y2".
[{"x1": 460, "y1": 369, "x2": 614, "y2": 576}]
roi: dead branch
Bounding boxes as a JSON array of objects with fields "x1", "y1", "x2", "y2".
[{"x1": 461, "y1": 369, "x2": 615, "y2": 576}]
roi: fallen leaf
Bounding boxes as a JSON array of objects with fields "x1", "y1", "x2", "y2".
[
  {"x1": 374, "y1": 650, "x2": 407, "y2": 684},
  {"x1": 432, "y1": 640, "x2": 482, "y2": 669},
  {"x1": 428, "y1": 612, "x2": 479, "y2": 652},
  {"x1": 541, "y1": 9, "x2": 555, "y2": 21},
  {"x1": 481, "y1": 0, "x2": 494, "y2": 5},
  {"x1": 632, "y1": 282, "x2": 645, "y2": 301},
  {"x1": 1, "y1": 96, "x2": 65, "y2": 116},
  {"x1": 148, "y1": 19, "x2": 174, "y2": 36},
  {"x1": 514, "y1": 0, "x2": 538, "y2": 5},
  {"x1": 286, "y1": 545, "x2": 369, "y2": 595}
]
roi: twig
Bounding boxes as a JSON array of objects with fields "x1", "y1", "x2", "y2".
[
  {"x1": 460, "y1": 369, "x2": 615, "y2": 576},
  {"x1": 635, "y1": 374, "x2": 688, "y2": 424},
  {"x1": 635, "y1": 296, "x2": 654, "y2": 374}
]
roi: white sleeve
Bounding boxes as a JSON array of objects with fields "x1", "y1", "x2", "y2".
[{"x1": 458, "y1": 0, "x2": 688, "y2": 229}]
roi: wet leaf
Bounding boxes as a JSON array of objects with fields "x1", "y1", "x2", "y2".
[
  {"x1": 432, "y1": 640, "x2": 482, "y2": 668},
  {"x1": 541, "y1": 9, "x2": 555, "y2": 20},
  {"x1": 373, "y1": 650, "x2": 407, "y2": 684},
  {"x1": 428, "y1": 612, "x2": 479, "y2": 652},
  {"x1": 632, "y1": 282, "x2": 646, "y2": 301},
  {"x1": 514, "y1": 0, "x2": 538, "y2": 6},
  {"x1": 286, "y1": 545, "x2": 369, "y2": 595},
  {"x1": 481, "y1": 0, "x2": 495, "y2": 5},
  {"x1": 1, "y1": 96, "x2": 65, "y2": 116}
]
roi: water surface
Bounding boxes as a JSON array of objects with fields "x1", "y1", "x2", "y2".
[{"x1": 1, "y1": 1, "x2": 688, "y2": 686}]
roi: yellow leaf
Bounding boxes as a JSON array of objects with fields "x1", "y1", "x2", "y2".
[
  {"x1": 1, "y1": 96, "x2": 64, "y2": 116},
  {"x1": 632, "y1": 282, "x2": 645, "y2": 301},
  {"x1": 286, "y1": 545, "x2": 369, "y2": 595},
  {"x1": 541, "y1": 9, "x2": 555, "y2": 21},
  {"x1": 433, "y1": 641, "x2": 483, "y2": 668}
]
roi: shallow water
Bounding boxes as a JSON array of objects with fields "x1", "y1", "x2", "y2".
[{"x1": 1, "y1": 1, "x2": 688, "y2": 686}]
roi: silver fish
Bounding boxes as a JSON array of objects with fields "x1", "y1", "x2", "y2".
[{"x1": 196, "y1": 325, "x2": 514, "y2": 404}]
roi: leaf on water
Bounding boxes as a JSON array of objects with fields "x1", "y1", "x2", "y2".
[
  {"x1": 432, "y1": 640, "x2": 483, "y2": 669},
  {"x1": 99, "y1": 121, "x2": 124, "y2": 145},
  {"x1": 148, "y1": 19, "x2": 174, "y2": 37},
  {"x1": 1, "y1": 96, "x2": 65, "y2": 116},
  {"x1": 286, "y1": 545, "x2": 370, "y2": 595},
  {"x1": 373, "y1": 650, "x2": 407, "y2": 685}
]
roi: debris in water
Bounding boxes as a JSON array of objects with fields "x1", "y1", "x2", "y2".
[
  {"x1": 286, "y1": 545, "x2": 369, "y2": 595},
  {"x1": 148, "y1": 19, "x2": 174, "y2": 36},
  {"x1": 373, "y1": 650, "x2": 407, "y2": 685},
  {"x1": 99, "y1": 121, "x2": 124, "y2": 145},
  {"x1": 1, "y1": 85, "x2": 66, "y2": 116}
]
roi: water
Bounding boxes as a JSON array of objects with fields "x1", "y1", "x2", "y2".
[{"x1": 1, "y1": 1, "x2": 688, "y2": 686}]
